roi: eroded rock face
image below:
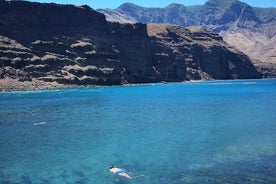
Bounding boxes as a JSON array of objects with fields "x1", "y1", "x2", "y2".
[
  {"x1": 147, "y1": 24, "x2": 260, "y2": 81},
  {"x1": 0, "y1": 1, "x2": 261, "y2": 90}
]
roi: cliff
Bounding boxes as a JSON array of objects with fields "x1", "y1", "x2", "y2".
[
  {"x1": 147, "y1": 24, "x2": 259, "y2": 81},
  {"x1": 98, "y1": 0, "x2": 276, "y2": 77},
  {"x1": 0, "y1": 1, "x2": 261, "y2": 91}
]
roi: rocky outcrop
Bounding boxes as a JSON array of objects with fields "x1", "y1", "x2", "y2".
[
  {"x1": 98, "y1": 0, "x2": 276, "y2": 78},
  {"x1": 0, "y1": 1, "x2": 261, "y2": 90}
]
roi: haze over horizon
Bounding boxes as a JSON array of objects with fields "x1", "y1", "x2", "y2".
[{"x1": 28, "y1": 0, "x2": 276, "y2": 9}]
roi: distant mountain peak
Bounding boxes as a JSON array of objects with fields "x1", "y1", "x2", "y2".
[
  {"x1": 165, "y1": 3, "x2": 186, "y2": 8},
  {"x1": 117, "y1": 2, "x2": 143, "y2": 10},
  {"x1": 205, "y1": 0, "x2": 238, "y2": 6}
]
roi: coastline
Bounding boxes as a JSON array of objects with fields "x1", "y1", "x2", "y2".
[
  {"x1": 1, "y1": 78, "x2": 274, "y2": 93},
  {"x1": 0, "y1": 78, "x2": 70, "y2": 92}
]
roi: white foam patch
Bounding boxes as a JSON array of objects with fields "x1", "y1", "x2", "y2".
[{"x1": 33, "y1": 122, "x2": 47, "y2": 126}]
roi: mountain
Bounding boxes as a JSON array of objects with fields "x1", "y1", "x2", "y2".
[
  {"x1": 98, "y1": 0, "x2": 276, "y2": 77},
  {"x1": 0, "y1": 1, "x2": 261, "y2": 91}
]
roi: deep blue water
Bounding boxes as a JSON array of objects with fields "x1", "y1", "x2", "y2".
[{"x1": 0, "y1": 79, "x2": 276, "y2": 184}]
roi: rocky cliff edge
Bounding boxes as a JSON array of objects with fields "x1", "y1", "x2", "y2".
[{"x1": 0, "y1": 1, "x2": 261, "y2": 91}]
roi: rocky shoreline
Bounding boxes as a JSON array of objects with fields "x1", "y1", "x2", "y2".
[{"x1": 0, "y1": 78, "x2": 69, "y2": 92}]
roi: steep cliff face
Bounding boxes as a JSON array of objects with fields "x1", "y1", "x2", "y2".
[
  {"x1": 0, "y1": 1, "x2": 107, "y2": 42},
  {"x1": 0, "y1": 1, "x2": 154, "y2": 88},
  {"x1": 0, "y1": 1, "x2": 261, "y2": 90},
  {"x1": 98, "y1": 0, "x2": 276, "y2": 77},
  {"x1": 147, "y1": 24, "x2": 259, "y2": 81}
]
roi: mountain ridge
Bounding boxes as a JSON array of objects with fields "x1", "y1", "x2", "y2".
[{"x1": 98, "y1": 0, "x2": 276, "y2": 77}]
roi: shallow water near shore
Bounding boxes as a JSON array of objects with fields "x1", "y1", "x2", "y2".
[{"x1": 0, "y1": 79, "x2": 276, "y2": 184}]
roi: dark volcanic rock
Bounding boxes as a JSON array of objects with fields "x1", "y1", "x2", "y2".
[
  {"x1": 0, "y1": 1, "x2": 107, "y2": 42},
  {"x1": 0, "y1": 1, "x2": 261, "y2": 90}
]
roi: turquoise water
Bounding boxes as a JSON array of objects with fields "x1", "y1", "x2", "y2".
[{"x1": 0, "y1": 79, "x2": 276, "y2": 184}]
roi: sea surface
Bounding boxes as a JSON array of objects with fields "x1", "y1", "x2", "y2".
[{"x1": 0, "y1": 79, "x2": 276, "y2": 184}]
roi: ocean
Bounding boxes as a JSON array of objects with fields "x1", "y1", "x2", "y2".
[{"x1": 0, "y1": 79, "x2": 275, "y2": 184}]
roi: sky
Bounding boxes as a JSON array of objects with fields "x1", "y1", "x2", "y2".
[{"x1": 29, "y1": 0, "x2": 276, "y2": 9}]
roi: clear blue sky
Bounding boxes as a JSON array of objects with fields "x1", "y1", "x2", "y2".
[{"x1": 29, "y1": 0, "x2": 276, "y2": 9}]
